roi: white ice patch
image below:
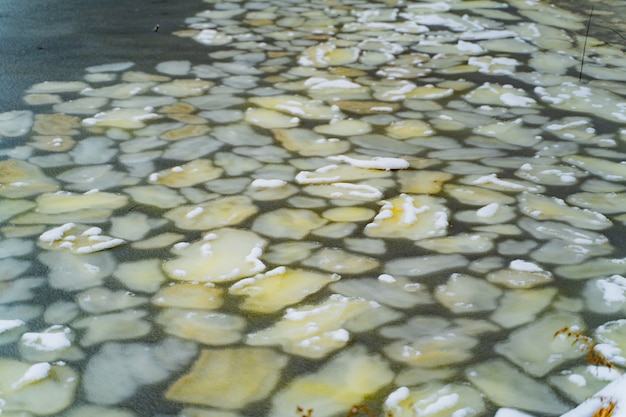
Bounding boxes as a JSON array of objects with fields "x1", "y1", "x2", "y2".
[
  {"x1": 304, "y1": 77, "x2": 362, "y2": 90},
  {"x1": 0, "y1": 319, "x2": 25, "y2": 333},
  {"x1": 385, "y1": 386, "x2": 410, "y2": 413},
  {"x1": 500, "y1": 92, "x2": 536, "y2": 107},
  {"x1": 21, "y1": 328, "x2": 72, "y2": 351},
  {"x1": 417, "y1": 393, "x2": 460, "y2": 415},
  {"x1": 39, "y1": 223, "x2": 76, "y2": 243},
  {"x1": 251, "y1": 178, "x2": 287, "y2": 188},
  {"x1": 596, "y1": 275, "x2": 626, "y2": 305},
  {"x1": 471, "y1": 174, "x2": 527, "y2": 190},
  {"x1": 12, "y1": 362, "x2": 52, "y2": 390},
  {"x1": 331, "y1": 183, "x2": 383, "y2": 199},
  {"x1": 328, "y1": 155, "x2": 409, "y2": 170},
  {"x1": 378, "y1": 274, "x2": 396, "y2": 283},
  {"x1": 567, "y1": 374, "x2": 586, "y2": 387},
  {"x1": 186, "y1": 207, "x2": 204, "y2": 219},
  {"x1": 476, "y1": 203, "x2": 500, "y2": 218},
  {"x1": 585, "y1": 365, "x2": 621, "y2": 381},
  {"x1": 460, "y1": 30, "x2": 516, "y2": 40},
  {"x1": 509, "y1": 260, "x2": 544, "y2": 272}
]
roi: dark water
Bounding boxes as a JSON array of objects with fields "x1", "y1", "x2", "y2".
[{"x1": 0, "y1": 0, "x2": 203, "y2": 113}]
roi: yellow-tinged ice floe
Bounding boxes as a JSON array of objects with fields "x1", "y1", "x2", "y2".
[
  {"x1": 30, "y1": 135, "x2": 76, "y2": 152},
  {"x1": 495, "y1": 311, "x2": 586, "y2": 378},
  {"x1": 122, "y1": 70, "x2": 171, "y2": 83},
  {"x1": 490, "y1": 287, "x2": 558, "y2": 328},
  {"x1": 515, "y1": 162, "x2": 585, "y2": 186},
  {"x1": 252, "y1": 208, "x2": 327, "y2": 239},
  {"x1": 487, "y1": 259, "x2": 553, "y2": 289},
  {"x1": 12, "y1": 208, "x2": 114, "y2": 226},
  {"x1": 322, "y1": 206, "x2": 376, "y2": 222},
  {"x1": 518, "y1": 192, "x2": 612, "y2": 230},
  {"x1": 229, "y1": 266, "x2": 340, "y2": 313},
  {"x1": 160, "y1": 124, "x2": 211, "y2": 141},
  {"x1": 164, "y1": 196, "x2": 258, "y2": 230},
  {"x1": 263, "y1": 241, "x2": 321, "y2": 265},
  {"x1": 303, "y1": 182, "x2": 383, "y2": 201},
  {"x1": 167, "y1": 348, "x2": 287, "y2": 410},
  {"x1": 435, "y1": 273, "x2": 502, "y2": 313},
  {"x1": 465, "y1": 82, "x2": 537, "y2": 108},
  {"x1": 0, "y1": 159, "x2": 59, "y2": 198},
  {"x1": 365, "y1": 194, "x2": 449, "y2": 240},
  {"x1": 156, "y1": 308, "x2": 246, "y2": 345},
  {"x1": 332, "y1": 100, "x2": 400, "y2": 114},
  {"x1": 444, "y1": 184, "x2": 516, "y2": 206},
  {"x1": 80, "y1": 82, "x2": 154, "y2": 99},
  {"x1": 272, "y1": 128, "x2": 350, "y2": 156},
  {"x1": 0, "y1": 199, "x2": 35, "y2": 223},
  {"x1": 377, "y1": 65, "x2": 431, "y2": 80},
  {"x1": 247, "y1": 294, "x2": 379, "y2": 358},
  {"x1": 383, "y1": 329, "x2": 477, "y2": 368},
  {"x1": 152, "y1": 283, "x2": 223, "y2": 310},
  {"x1": 244, "y1": 107, "x2": 300, "y2": 129},
  {"x1": 113, "y1": 258, "x2": 167, "y2": 293},
  {"x1": 463, "y1": 173, "x2": 545, "y2": 193},
  {"x1": 193, "y1": 29, "x2": 233, "y2": 46},
  {"x1": 455, "y1": 203, "x2": 516, "y2": 224},
  {"x1": 383, "y1": 383, "x2": 485, "y2": 417},
  {"x1": 417, "y1": 233, "x2": 495, "y2": 254},
  {"x1": 298, "y1": 43, "x2": 360, "y2": 68},
  {"x1": 295, "y1": 164, "x2": 391, "y2": 185},
  {"x1": 465, "y1": 359, "x2": 569, "y2": 415},
  {"x1": 33, "y1": 113, "x2": 80, "y2": 135},
  {"x1": 23, "y1": 93, "x2": 62, "y2": 105},
  {"x1": 124, "y1": 185, "x2": 187, "y2": 209},
  {"x1": 152, "y1": 79, "x2": 213, "y2": 98},
  {"x1": 535, "y1": 82, "x2": 626, "y2": 123},
  {"x1": 329, "y1": 154, "x2": 410, "y2": 170},
  {"x1": 18, "y1": 325, "x2": 81, "y2": 363},
  {"x1": 52, "y1": 97, "x2": 109, "y2": 115},
  {"x1": 549, "y1": 365, "x2": 624, "y2": 408},
  {"x1": 0, "y1": 359, "x2": 78, "y2": 415},
  {"x1": 148, "y1": 159, "x2": 223, "y2": 188},
  {"x1": 27, "y1": 80, "x2": 90, "y2": 94},
  {"x1": 467, "y1": 56, "x2": 519, "y2": 75},
  {"x1": 331, "y1": 276, "x2": 431, "y2": 310},
  {"x1": 313, "y1": 119, "x2": 372, "y2": 136},
  {"x1": 39, "y1": 250, "x2": 116, "y2": 291},
  {"x1": 567, "y1": 192, "x2": 626, "y2": 215},
  {"x1": 38, "y1": 223, "x2": 125, "y2": 254},
  {"x1": 386, "y1": 119, "x2": 435, "y2": 139},
  {"x1": 305, "y1": 80, "x2": 371, "y2": 102},
  {"x1": 398, "y1": 170, "x2": 453, "y2": 194},
  {"x1": 270, "y1": 345, "x2": 393, "y2": 417},
  {"x1": 303, "y1": 247, "x2": 380, "y2": 274},
  {"x1": 564, "y1": 154, "x2": 626, "y2": 182},
  {"x1": 373, "y1": 81, "x2": 452, "y2": 102},
  {"x1": 77, "y1": 287, "x2": 147, "y2": 314},
  {"x1": 250, "y1": 95, "x2": 344, "y2": 120},
  {"x1": 73, "y1": 309, "x2": 151, "y2": 347},
  {"x1": 82, "y1": 108, "x2": 161, "y2": 129},
  {"x1": 36, "y1": 191, "x2": 128, "y2": 214},
  {"x1": 474, "y1": 118, "x2": 542, "y2": 147},
  {"x1": 162, "y1": 228, "x2": 266, "y2": 283}
]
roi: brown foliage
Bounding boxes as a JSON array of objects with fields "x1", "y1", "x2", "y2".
[{"x1": 553, "y1": 326, "x2": 616, "y2": 369}]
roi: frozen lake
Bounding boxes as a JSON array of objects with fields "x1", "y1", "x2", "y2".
[{"x1": 1, "y1": 0, "x2": 625, "y2": 416}]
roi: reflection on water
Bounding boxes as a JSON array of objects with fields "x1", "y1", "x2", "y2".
[{"x1": 1, "y1": 0, "x2": 626, "y2": 416}]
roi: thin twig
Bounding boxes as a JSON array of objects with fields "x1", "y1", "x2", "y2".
[
  {"x1": 579, "y1": 6, "x2": 594, "y2": 82},
  {"x1": 609, "y1": 28, "x2": 626, "y2": 43}
]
